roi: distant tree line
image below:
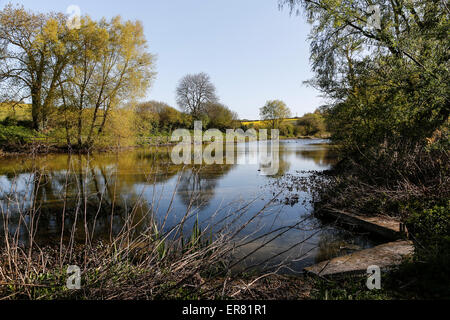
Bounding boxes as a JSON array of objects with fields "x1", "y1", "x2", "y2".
[
  {"x1": 240, "y1": 99, "x2": 329, "y2": 138},
  {"x1": 0, "y1": 6, "x2": 242, "y2": 148},
  {"x1": 0, "y1": 4, "x2": 326, "y2": 149}
]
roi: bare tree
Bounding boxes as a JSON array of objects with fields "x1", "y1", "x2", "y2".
[{"x1": 176, "y1": 72, "x2": 218, "y2": 119}]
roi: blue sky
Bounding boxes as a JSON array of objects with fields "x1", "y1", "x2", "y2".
[{"x1": 4, "y1": 0, "x2": 325, "y2": 120}]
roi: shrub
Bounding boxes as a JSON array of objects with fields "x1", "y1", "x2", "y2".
[
  {"x1": 0, "y1": 124, "x2": 40, "y2": 144},
  {"x1": 407, "y1": 202, "x2": 450, "y2": 267},
  {"x1": 280, "y1": 123, "x2": 295, "y2": 137}
]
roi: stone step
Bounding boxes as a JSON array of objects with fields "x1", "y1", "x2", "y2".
[{"x1": 304, "y1": 240, "x2": 414, "y2": 277}]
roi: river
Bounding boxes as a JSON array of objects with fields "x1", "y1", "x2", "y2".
[{"x1": 0, "y1": 139, "x2": 378, "y2": 273}]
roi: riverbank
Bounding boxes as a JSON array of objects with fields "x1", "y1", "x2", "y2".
[
  {"x1": 300, "y1": 148, "x2": 450, "y2": 299},
  {"x1": 0, "y1": 140, "x2": 371, "y2": 300},
  {"x1": 0, "y1": 250, "x2": 435, "y2": 300},
  {"x1": 0, "y1": 134, "x2": 328, "y2": 158},
  {"x1": 1, "y1": 139, "x2": 444, "y2": 300}
]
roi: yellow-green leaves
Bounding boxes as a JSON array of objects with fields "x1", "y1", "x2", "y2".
[
  {"x1": 0, "y1": 5, "x2": 155, "y2": 144},
  {"x1": 58, "y1": 15, "x2": 155, "y2": 147}
]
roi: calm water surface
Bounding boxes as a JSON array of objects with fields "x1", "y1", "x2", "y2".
[{"x1": 0, "y1": 139, "x2": 377, "y2": 273}]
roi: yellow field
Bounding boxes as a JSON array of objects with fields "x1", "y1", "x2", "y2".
[
  {"x1": 1, "y1": 104, "x2": 303, "y2": 129},
  {"x1": 241, "y1": 118, "x2": 300, "y2": 126},
  {"x1": 0, "y1": 103, "x2": 32, "y2": 121}
]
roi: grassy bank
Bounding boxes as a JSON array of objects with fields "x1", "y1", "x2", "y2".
[
  {"x1": 308, "y1": 258, "x2": 450, "y2": 300},
  {"x1": 0, "y1": 190, "x2": 233, "y2": 299},
  {"x1": 301, "y1": 138, "x2": 450, "y2": 299}
]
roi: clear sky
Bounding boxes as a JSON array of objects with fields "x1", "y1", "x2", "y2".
[{"x1": 4, "y1": 0, "x2": 325, "y2": 120}]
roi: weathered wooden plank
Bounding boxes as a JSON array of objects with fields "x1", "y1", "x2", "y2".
[{"x1": 323, "y1": 209, "x2": 406, "y2": 240}]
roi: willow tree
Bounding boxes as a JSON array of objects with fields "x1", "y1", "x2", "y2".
[
  {"x1": 0, "y1": 4, "x2": 77, "y2": 131},
  {"x1": 279, "y1": 0, "x2": 449, "y2": 148},
  {"x1": 0, "y1": 4, "x2": 155, "y2": 146},
  {"x1": 58, "y1": 16, "x2": 155, "y2": 148}
]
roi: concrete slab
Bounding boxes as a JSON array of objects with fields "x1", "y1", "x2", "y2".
[{"x1": 304, "y1": 240, "x2": 414, "y2": 277}]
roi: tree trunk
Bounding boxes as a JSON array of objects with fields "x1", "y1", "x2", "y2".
[{"x1": 31, "y1": 89, "x2": 42, "y2": 131}]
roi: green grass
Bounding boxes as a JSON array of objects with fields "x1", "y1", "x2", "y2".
[
  {"x1": 0, "y1": 103, "x2": 39, "y2": 146},
  {"x1": 0, "y1": 123, "x2": 41, "y2": 144},
  {"x1": 310, "y1": 258, "x2": 450, "y2": 300}
]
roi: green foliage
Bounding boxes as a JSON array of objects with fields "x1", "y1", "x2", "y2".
[
  {"x1": 242, "y1": 108, "x2": 329, "y2": 137},
  {"x1": 0, "y1": 5, "x2": 155, "y2": 147},
  {"x1": 296, "y1": 111, "x2": 327, "y2": 136},
  {"x1": 0, "y1": 104, "x2": 32, "y2": 122},
  {"x1": 259, "y1": 100, "x2": 292, "y2": 129},
  {"x1": 281, "y1": 0, "x2": 449, "y2": 150},
  {"x1": 159, "y1": 104, "x2": 190, "y2": 132},
  {"x1": 0, "y1": 123, "x2": 42, "y2": 144},
  {"x1": 281, "y1": 0, "x2": 449, "y2": 297},
  {"x1": 133, "y1": 100, "x2": 193, "y2": 139},
  {"x1": 133, "y1": 100, "x2": 240, "y2": 141},
  {"x1": 407, "y1": 201, "x2": 450, "y2": 267},
  {"x1": 204, "y1": 102, "x2": 238, "y2": 130},
  {"x1": 279, "y1": 123, "x2": 295, "y2": 137},
  {"x1": 311, "y1": 262, "x2": 450, "y2": 300}
]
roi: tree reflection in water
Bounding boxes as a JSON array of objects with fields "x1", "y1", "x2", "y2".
[{"x1": 0, "y1": 140, "x2": 375, "y2": 273}]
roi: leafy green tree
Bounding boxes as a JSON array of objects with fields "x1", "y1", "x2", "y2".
[
  {"x1": 280, "y1": 0, "x2": 449, "y2": 149},
  {"x1": 259, "y1": 100, "x2": 292, "y2": 129},
  {"x1": 296, "y1": 112, "x2": 326, "y2": 136},
  {"x1": 0, "y1": 5, "x2": 155, "y2": 148},
  {"x1": 0, "y1": 4, "x2": 76, "y2": 131},
  {"x1": 133, "y1": 100, "x2": 190, "y2": 134},
  {"x1": 279, "y1": 123, "x2": 295, "y2": 137},
  {"x1": 157, "y1": 103, "x2": 186, "y2": 132},
  {"x1": 58, "y1": 16, "x2": 154, "y2": 148},
  {"x1": 281, "y1": 3, "x2": 450, "y2": 280},
  {"x1": 134, "y1": 101, "x2": 161, "y2": 136},
  {"x1": 204, "y1": 102, "x2": 238, "y2": 130}
]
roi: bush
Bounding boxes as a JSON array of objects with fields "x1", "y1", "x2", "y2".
[
  {"x1": 280, "y1": 123, "x2": 295, "y2": 137},
  {"x1": 0, "y1": 123, "x2": 40, "y2": 144},
  {"x1": 293, "y1": 125, "x2": 305, "y2": 137},
  {"x1": 407, "y1": 202, "x2": 450, "y2": 267},
  {"x1": 296, "y1": 112, "x2": 326, "y2": 136}
]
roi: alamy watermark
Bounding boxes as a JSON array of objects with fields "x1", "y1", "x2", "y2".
[
  {"x1": 66, "y1": 265, "x2": 81, "y2": 290},
  {"x1": 367, "y1": 5, "x2": 381, "y2": 30},
  {"x1": 170, "y1": 121, "x2": 280, "y2": 175},
  {"x1": 366, "y1": 265, "x2": 381, "y2": 290},
  {"x1": 66, "y1": 5, "x2": 81, "y2": 30}
]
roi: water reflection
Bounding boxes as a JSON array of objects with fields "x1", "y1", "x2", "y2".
[
  {"x1": 177, "y1": 165, "x2": 234, "y2": 209},
  {"x1": 0, "y1": 139, "x2": 376, "y2": 271}
]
